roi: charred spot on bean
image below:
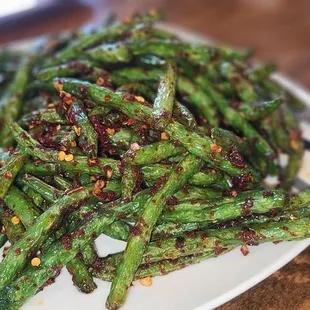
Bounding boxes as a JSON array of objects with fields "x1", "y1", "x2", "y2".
[
  {"x1": 241, "y1": 197, "x2": 254, "y2": 217},
  {"x1": 175, "y1": 236, "x2": 185, "y2": 250},
  {"x1": 263, "y1": 190, "x2": 274, "y2": 198}
]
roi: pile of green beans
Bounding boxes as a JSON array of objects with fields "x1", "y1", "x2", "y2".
[{"x1": 0, "y1": 10, "x2": 309, "y2": 310}]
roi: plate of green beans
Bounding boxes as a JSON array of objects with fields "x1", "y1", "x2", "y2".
[{"x1": 1, "y1": 10, "x2": 310, "y2": 310}]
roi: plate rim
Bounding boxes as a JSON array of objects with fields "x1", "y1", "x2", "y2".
[{"x1": 5, "y1": 23, "x2": 310, "y2": 310}]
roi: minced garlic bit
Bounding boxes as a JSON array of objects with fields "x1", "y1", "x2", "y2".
[
  {"x1": 88, "y1": 158, "x2": 97, "y2": 165},
  {"x1": 93, "y1": 179, "x2": 106, "y2": 195},
  {"x1": 210, "y1": 143, "x2": 222, "y2": 153},
  {"x1": 59, "y1": 91, "x2": 72, "y2": 105},
  {"x1": 106, "y1": 128, "x2": 116, "y2": 136},
  {"x1": 53, "y1": 81, "x2": 63, "y2": 92},
  {"x1": 95, "y1": 179, "x2": 106, "y2": 189},
  {"x1": 73, "y1": 126, "x2": 82, "y2": 136},
  {"x1": 96, "y1": 77, "x2": 105, "y2": 86},
  {"x1": 106, "y1": 168, "x2": 113, "y2": 180},
  {"x1": 31, "y1": 257, "x2": 41, "y2": 267},
  {"x1": 11, "y1": 216, "x2": 20, "y2": 225},
  {"x1": 130, "y1": 143, "x2": 141, "y2": 151},
  {"x1": 47, "y1": 103, "x2": 55, "y2": 108},
  {"x1": 139, "y1": 277, "x2": 152, "y2": 287},
  {"x1": 160, "y1": 132, "x2": 169, "y2": 140},
  {"x1": 57, "y1": 151, "x2": 66, "y2": 161},
  {"x1": 134, "y1": 96, "x2": 145, "y2": 103},
  {"x1": 64, "y1": 154, "x2": 74, "y2": 162}
]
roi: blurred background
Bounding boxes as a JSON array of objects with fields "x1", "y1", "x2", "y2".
[
  {"x1": 0, "y1": 0, "x2": 309, "y2": 88},
  {"x1": 0, "y1": 0, "x2": 309, "y2": 87}
]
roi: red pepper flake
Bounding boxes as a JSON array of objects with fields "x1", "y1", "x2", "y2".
[
  {"x1": 15, "y1": 248, "x2": 21, "y2": 256},
  {"x1": 182, "y1": 184, "x2": 189, "y2": 194},
  {"x1": 130, "y1": 223, "x2": 143, "y2": 236},
  {"x1": 229, "y1": 101, "x2": 241, "y2": 110},
  {"x1": 62, "y1": 234, "x2": 72, "y2": 250},
  {"x1": 166, "y1": 196, "x2": 179, "y2": 207},
  {"x1": 214, "y1": 240, "x2": 225, "y2": 256},
  {"x1": 175, "y1": 167, "x2": 183, "y2": 174},
  {"x1": 240, "y1": 245, "x2": 249, "y2": 256},
  {"x1": 241, "y1": 197, "x2": 254, "y2": 217},
  {"x1": 237, "y1": 227, "x2": 260, "y2": 245},
  {"x1": 159, "y1": 263, "x2": 168, "y2": 275},
  {"x1": 104, "y1": 95, "x2": 111, "y2": 102},
  {"x1": 127, "y1": 118, "x2": 136, "y2": 126},
  {"x1": 4, "y1": 171, "x2": 13, "y2": 180},
  {"x1": 232, "y1": 173, "x2": 254, "y2": 190},
  {"x1": 210, "y1": 143, "x2": 222, "y2": 153},
  {"x1": 73, "y1": 229, "x2": 85, "y2": 237},
  {"x1": 263, "y1": 190, "x2": 274, "y2": 198},
  {"x1": 227, "y1": 147, "x2": 247, "y2": 169}
]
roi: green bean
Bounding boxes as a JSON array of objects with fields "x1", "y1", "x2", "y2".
[
  {"x1": 106, "y1": 154, "x2": 202, "y2": 309},
  {"x1": 48, "y1": 11, "x2": 162, "y2": 65},
  {"x1": 57, "y1": 78, "x2": 154, "y2": 124},
  {"x1": 67, "y1": 99, "x2": 98, "y2": 157},
  {"x1": 0, "y1": 206, "x2": 26, "y2": 243},
  {"x1": 177, "y1": 76, "x2": 218, "y2": 127},
  {"x1": 123, "y1": 140, "x2": 186, "y2": 166},
  {"x1": 0, "y1": 151, "x2": 28, "y2": 199},
  {"x1": 152, "y1": 62, "x2": 177, "y2": 130},
  {"x1": 0, "y1": 186, "x2": 91, "y2": 290},
  {"x1": 10, "y1": 122, "x2": 58, "y2": 161},
  {"x1": 220, "y1": 61, "x2": 257, "y2": 103},
  {"x1": 141, "y1": 164, "x2": 229, "y2": 189},
  {"x1": 239, "y1": 97, "x2": 283, "y2": 121},
  {"x1": 173, "y1": 101, "x2": 197, "y2": 129},
  {"x1": 23, "y1": 156, "x2": 120, "y2": 179},
  {"x1": 0, "y1": 56, "x2": 35, "y2": 147},
  {"x1": 38, "y1": 60, "x2": 108, "y2": 82},
  {"x1": 86, "y1": 42, "x2": 132, "y2": 64},
  {"x1": 116, "y1": 83, "x2": 155, "y2": 101},
  {"x1": 4, "y1": 186, "x2": 40, "y2": 227},
  {"x1": 195, "y1": 75, "x2": 276, "y2": 175},
  {"x1": 165, "y1": 120, "x2": 258, "y2": 183},
  {"x1": 121, "y1": 166, "x2": 137, "y2": 202}
]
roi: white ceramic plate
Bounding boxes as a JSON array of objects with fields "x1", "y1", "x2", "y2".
[{"x1": 2, "y1": 25, "x2": 310, "y2": 310}]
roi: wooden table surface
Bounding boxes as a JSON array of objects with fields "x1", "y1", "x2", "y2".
[{"x1": 1, "y1": 0, "x2": 310, "y2": 309}]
